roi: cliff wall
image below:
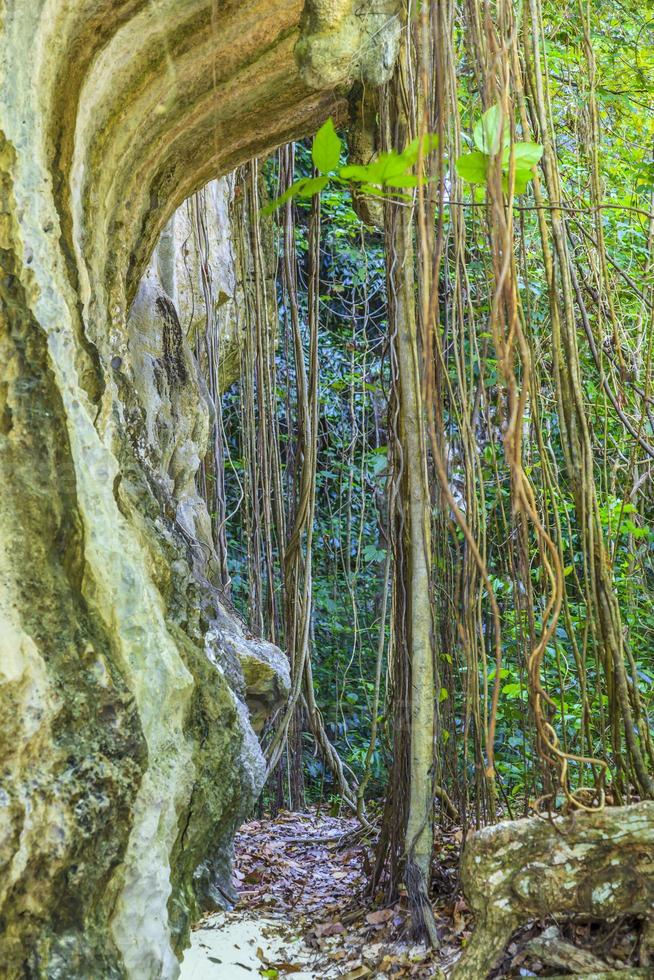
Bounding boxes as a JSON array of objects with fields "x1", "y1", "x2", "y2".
[{"x1": 0, "y1": 2, "x2": 399, "y2": 975}]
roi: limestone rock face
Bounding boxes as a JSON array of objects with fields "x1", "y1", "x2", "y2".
[
  {"x1": 0, "y1": 2, "x2": 400, "y2": 978},
  {"x1": 297, "y1": 0, "x2": 401, "y2": 89},
  {"x1": 164, "y1": 178, "x2": 246, "y2": 392}
]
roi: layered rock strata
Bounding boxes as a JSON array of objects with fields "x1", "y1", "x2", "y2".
[{"x1": 0, "y1": 1, "x2": 400, "y2": 977}]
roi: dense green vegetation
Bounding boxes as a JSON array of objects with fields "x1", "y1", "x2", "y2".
[
  {"x1": 224, "y1": 143, "x2": 393, "y2": 801},
  {"x1": 216, "y1": 0, "x2": 653, "y2": 830}
]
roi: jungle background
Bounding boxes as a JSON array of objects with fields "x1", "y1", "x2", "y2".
[
  {"x1": 215, "y1": 0, "x2": 654, "y2": 825},
  {"x1": 177, "y1": 0, "x2": 654, "y2": 968}
]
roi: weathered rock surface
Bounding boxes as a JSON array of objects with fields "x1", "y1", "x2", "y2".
[
  {"x1": 453, "y1": 801, "x2": 654, "y2": 979},
  {"x1": 0, "y1": 2, "x2": 400, "y2": 977},
  {"x1": 165, "y1": 177, "x2": 248, "y2": 392}
]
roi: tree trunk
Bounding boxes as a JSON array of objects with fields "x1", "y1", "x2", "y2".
[
  {"x1": 393, "y1": 199, "x2": 438, "y2": 944},
  {"x1": 452, "y1": 802, "x2": 654, "y2": 979}
]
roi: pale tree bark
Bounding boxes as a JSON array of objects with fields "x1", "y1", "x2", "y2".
[
  {"x1": 392, "y1": 201, "x2": 439, "y2": 944},
  {"x1": 452, "y1": 801, "x2": 654, "y2": 979}
]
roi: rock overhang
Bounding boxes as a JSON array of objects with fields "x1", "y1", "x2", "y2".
[{"x1": 0, "y1": 2, "x2": 400, "y2": 977}]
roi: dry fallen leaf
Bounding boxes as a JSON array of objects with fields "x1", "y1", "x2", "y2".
[
  {"x1": 314, "y1": 921, "x2": 345, "y2": 938},
  {"x1": 451, "y1": 897, "x2": 468, "y2": 935},
  {"x1": 365, "y1": 908, "x2": 394, "y2": 926},
  {"x1": 342, "y1": 966, "x2": 371, "y2": 980}
]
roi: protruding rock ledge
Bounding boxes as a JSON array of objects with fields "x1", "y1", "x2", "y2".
[{"x1": 0, "y1": 2, "x2": 400, "y2": 977}]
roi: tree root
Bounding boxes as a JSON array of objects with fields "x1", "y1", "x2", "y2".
[
  {"x1": 450, "y1": 802, "x2": 654, "y2": 980},
  {"x1": 527, "y1": 925, "x2": 611, "y2": 973},
  {"x1": 405, "y1": 858, "x2": 441, "y2": 947}
]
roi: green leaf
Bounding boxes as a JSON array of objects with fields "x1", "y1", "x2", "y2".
[
  {"x1": 355, "y1": 152, "x2": 413, "y2": 185},
  {"x1": 339, "y1": 164, "x2": 372, "y2": 183},
  {"x1": 455, "y1": 151, "x2": 488, "y2": 184},
  {"x1": 439, "y1": 687, "x2": 449, "y2": 702},
  {"x1": 377, "y1": 152, "x2": 416, "y2": 181},
  {"x1": 501, "y1": 168, "x2": 533, "y2": 195},
  {"x1": 363, "y1": 544, "x2": 386, "y2": 563},
  {"x1": 296, "y1": 175, "x2": 329, "y2": 198},
  {"x1": 312, "y1": 118, "x2": 341, "y2": 173},
  {"x1": 473, "y1": 104, "x2": 507, "y2": 154},
  {"x1": 402, "y1": 133, "x2": 440, "y2": 166},
  {"x1": 383, "y1": 173, "x2": 425, "y2": 188},
  {"x1": 261, "y1": 168, "x2": 333, "y2": 213},
  {"x1": 260, "y1": 178, "x2": 309, "y2": 215},
  {"x1": 358, "y1": 183, "x2": 388, "y2": 197},
  {"x1": 499, "y1": 142, "x2": 542, "y2": 195},
  {"x1": 511, "y1": 142, "x2": 544, "y2": 168},
  {"x1": 341, "y1": 144, "x2": 434, "y2": 189},
  {"x1": 369, "y1": 450, "x2": 388, "y2": 477}
]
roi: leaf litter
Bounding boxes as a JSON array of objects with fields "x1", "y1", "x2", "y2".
[{"x1": 181, "y1": 808, "x2": 647, "y2": 979}]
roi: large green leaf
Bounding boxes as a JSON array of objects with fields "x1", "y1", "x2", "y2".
[
  {"x1": 473, "y1": 105, "x2": 507, "y2": 154},
  {"x1": 383, "y1": 173, "x2": 425, "y2": 188},
  {"x1": 502, "y1": 168, "x2": 533, "y2": 195},
  {"x1": 359, "y1": 183, "x2": 412, "y2": 201},
  {"x1": 455, "y1": 151, "x2": 488, "y2": 184},
  {"x1": 312, "y1": 118, "x2": 341, "y2": 173},
  {"x1": 402, "y1": 133, "x2": 440, "y2": 167},
  {"x1": 339, "y1": 164, "x2": 373, "y2": 183},
  {"x1": 358, "y1": 183, "x2": 387, "y2": 197},
  {"x1": 368, "y1": 152, "x2": 415, "y2": 183},
  {"x1": 341, "y1": 139, "x2": 438, "y2": 189},
  {"x1": 260, "y1": 172, "x2": 330, "y2": 214},
  {"x1": 342, "y1": 154, "x2": 410, "y2": 186},
  {"x1": 296, "y1": 175, "x2": 329, "y2": 198},
  {"x1": 260, "y1": 178, "x2": 309, "y2": 216},
  {"x1": 503, "y1": 142, "x2": 544, "y2": 168}
]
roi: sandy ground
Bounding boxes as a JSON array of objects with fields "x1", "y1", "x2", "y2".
[{"x1": 179, "y1": 911, "x2": 319, "y2": 979}]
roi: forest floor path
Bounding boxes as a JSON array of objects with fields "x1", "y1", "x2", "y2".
[
  {"x1": 178, "y1": 808, "x2": 646, "y2": 979},
  {"x1": 179, "y1": 808, "x2": 460, "y2": 979}
]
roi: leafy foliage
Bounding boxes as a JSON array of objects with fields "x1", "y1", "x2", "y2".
[
  {"x1": 262, "y1": 118, "x2": 439, "y2": 214},
  {"x1": 221, "y1": 0, "x2": 654, "y2": 814},
  {"x1": 456, "y1": 104, "x2": 544, "y2": 194}
]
